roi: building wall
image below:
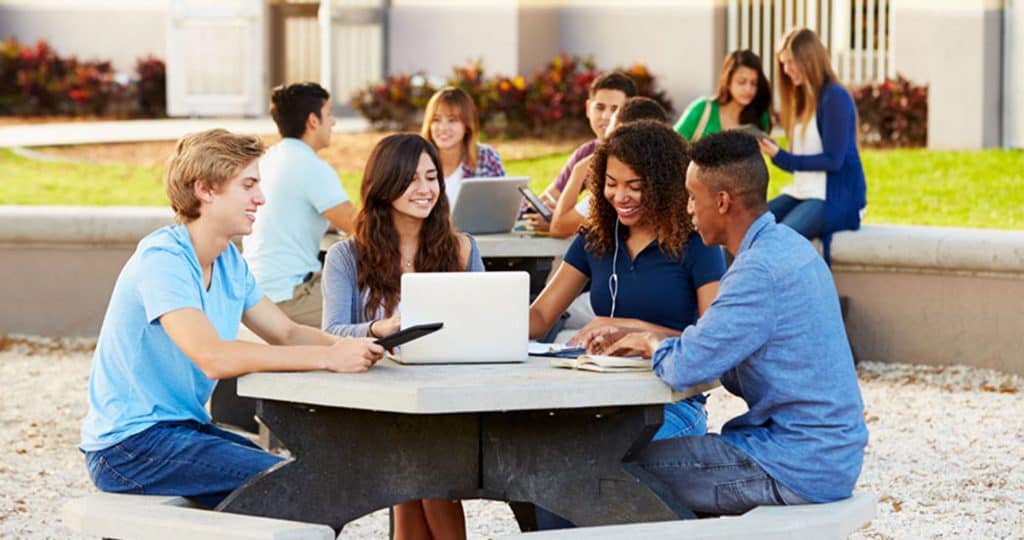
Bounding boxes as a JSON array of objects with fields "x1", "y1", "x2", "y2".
[
  {"x1": 551, "y1": 0, "x2": 724, "y2": 117},
  {"x1": 0, "y1": 0, "x2": 167, "y2": 73},
  {"x1": 893, "y1": 0, "x2": 1004, "y2": 149},
  {"x1": 388, "y1": 0, "x2": 725, "y2": 119},
  {"x1": 388, "y1": 0, "x2": 520, "y2": 77}
]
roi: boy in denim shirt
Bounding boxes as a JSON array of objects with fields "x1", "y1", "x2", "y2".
[{"x1": 596, "y1": 130, "x2": 868, "y2": 516}]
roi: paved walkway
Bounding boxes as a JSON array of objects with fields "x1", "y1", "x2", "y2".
[{"x1": 0, "y1": 116, "x2": 369, "y2": 147}]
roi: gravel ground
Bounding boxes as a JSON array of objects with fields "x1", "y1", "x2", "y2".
[{"x1": 1, "y1": 335, "x2": 1021, "y2": 539}]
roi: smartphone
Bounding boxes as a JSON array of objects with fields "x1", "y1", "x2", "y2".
[
  {"x1": 374, "y1": 322, "x2": 444, "y2": 350},
  {"x1": 517, "y1": 186, "x2": 553, "y2": 222},
  {"x1": 733, "y1": 124, "x2": 770, "y2": 140}
]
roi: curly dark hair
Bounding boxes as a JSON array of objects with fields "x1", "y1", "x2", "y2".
[
  {"x1": 354, "y1": 134, "x2": 464, "y2": 319},
  {"x1": 583, "y1": 120, "x2": 694, "y2": 259}
]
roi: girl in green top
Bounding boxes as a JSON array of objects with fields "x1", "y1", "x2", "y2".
[{"x1": 674, "y1": 50, "x2": 773, "y2": 141}]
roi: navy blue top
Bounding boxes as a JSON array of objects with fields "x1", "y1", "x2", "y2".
[
  {"x1": 563, "y1": 231, "x2": 726, "y2": 331},
  {"x1": 653, "y1": 212, "x2": 868, "y2": 503},
  {"x1": 771, "y1": 82, "x2": 867, "y2": 260}
]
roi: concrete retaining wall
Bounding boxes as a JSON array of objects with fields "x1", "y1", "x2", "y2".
[{"x1": 1, "y1": 206, "x2": 1022, "y2": 375}]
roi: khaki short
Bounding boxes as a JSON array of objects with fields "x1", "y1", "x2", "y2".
[{"x1": 276, "y1": 272, "x2": 323, "y2": 328}]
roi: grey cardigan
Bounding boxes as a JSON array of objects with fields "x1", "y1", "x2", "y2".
[{"x1": 321, "y1": 236, "x2": 484, "y2": 336}]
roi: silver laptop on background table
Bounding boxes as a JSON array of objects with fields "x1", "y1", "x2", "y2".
[
  {"x1": 397, "y1": 272, "x2": 529, "y2": 364},
  {"x1": 450, "y1": 176, "x2": 530, "y2": 234}
]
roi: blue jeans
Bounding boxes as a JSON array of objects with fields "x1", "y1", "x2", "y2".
[
  {"x1": 84, "y1": 420, "x2": 283, "y2": 509},
  {"x1": 626, "y1": 433, "x2": 809, "y2": 517},
  {"x1": 768, "y1": 194, "x2": 825, "y2": 240},
  {"x1": 535, "y1": 395, "x2": 708, "y2": 530}
]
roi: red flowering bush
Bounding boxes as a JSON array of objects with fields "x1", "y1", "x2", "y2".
[
  {"x1": 0, "y1": 37, "x2": 166, "y2": 117},
  {"x1": 852, "y1": 75, "x2": 927, "y2": 148},
  {"x1": 349, "y1": 53, "x2": 673, "y2": 139},
  {"x1": 349, "y1": 72, "x2": 437, "y2": 130},
  {"x1": 522, "y1": 53, "x2": 598, "y2": 137},
  {"x1": 135, "y1": 56, "x2": 166, "y2": 117}
]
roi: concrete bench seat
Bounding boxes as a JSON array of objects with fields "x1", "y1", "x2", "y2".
[
  {"x1": 63, "y1": 492, "x2": 334, "y2": 540},
  {"x1": 501, "y1": 492, "x2": 876, "y2": 540}
]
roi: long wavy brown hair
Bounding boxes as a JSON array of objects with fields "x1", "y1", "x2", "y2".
[
  {"x1": 777, "y1": 27, "x2": 839, "y2": 141},
  {"x1": 420, "y1": 87, "x2": 480, "y2": 170},
  {"x1": 355, "y1": 134, "x2": 463, "y2": 319},
  {"x1": 713, "y1": 49, "x2": 773, "y2": 130},
  {"x1": 583, "y1": 120, "x2": 695, "y2": 260}
]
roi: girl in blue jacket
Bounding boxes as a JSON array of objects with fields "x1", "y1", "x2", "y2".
[{"x1": 758, "y1": 27, "x2": 867, "y2": 261}]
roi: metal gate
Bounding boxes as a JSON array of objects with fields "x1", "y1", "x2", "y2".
[{"x1": 727, "y1": 0, "x2": 895, "y2": 87}]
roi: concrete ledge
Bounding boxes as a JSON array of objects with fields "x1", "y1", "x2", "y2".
[
  {"x1": 502, "y1": 492, "x2": 876, "y2": 540},
  {"x1": 0, "y1": 205, "x2": 173, "y2": 245},
  {"x1": 62, "y1": 492, "x2": 335, "y2": 540},
  {"x1": 2, "y1": 206, "x2": 1022, "y2": 376},
  {"x1": 831, "y1": 225, "x2": 1024, "y2": 276}
]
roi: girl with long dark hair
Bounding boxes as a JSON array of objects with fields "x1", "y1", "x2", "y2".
[
  {"x1": 321, "y1": 133, "x2": 481, "y2": 539},
  {"x1": 674, "y1": 49, "x2": 773, "y2": 141}
]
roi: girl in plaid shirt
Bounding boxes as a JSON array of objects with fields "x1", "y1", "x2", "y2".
[{"x1": 421, "y1": 87, "x2": 507, "y2": 204}]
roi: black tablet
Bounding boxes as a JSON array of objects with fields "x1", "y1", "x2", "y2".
[
  {"x1": 733, "y1": 123, "x2": 770, "y2": 140},
  {"x1": 374, "y1": 322, "x2": 443, "y2": 350},
  {"x1": 517, "y1": 185, "x2": 553, "y2": 222}
]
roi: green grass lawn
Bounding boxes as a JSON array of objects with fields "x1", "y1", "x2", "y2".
[{"x1": 2, "y1": 146, "x2": 1022, "y2": 230}]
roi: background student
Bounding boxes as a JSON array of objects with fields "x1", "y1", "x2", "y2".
[
  {"x1": 759, "y1": 28, "x2": 867, "y2": 260},
  {"x1": 321, "y1": 133, "x2": 481, "y2": 540},
  {"x1": 524, "y1": 71, "x2": 637, "y2": 232},
  {"x1": 548, "y1": 96, "x2": 670, "y2": 238},
  {"x1": 242, "y1": 82, "x2": 354, "y2": 327},
  {"x1": 80, "y1": 129, "x2": 383, "y2": 509},
  {"x1": 674, "y1": 49, "x2": 773, "y2": 141},
  {"x1": 420, "y1": 86, "x2": 506, "y2": 205}
]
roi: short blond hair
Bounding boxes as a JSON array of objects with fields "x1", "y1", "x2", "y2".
[{"x1": 164, "y1": 129, "x2": 265, "y2": 223}]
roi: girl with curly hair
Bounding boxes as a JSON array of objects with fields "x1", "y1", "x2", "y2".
[
  {"x1": 321, "y1": 133, "x2": 482, "y2": 540},
  {"x1": 530, "y1": 120, "x2": 725, "y2": 437}
]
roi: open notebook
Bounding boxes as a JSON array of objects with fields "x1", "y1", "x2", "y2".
[{"x1": 549, "y1": 354, "x2": 651, "y2": 373}]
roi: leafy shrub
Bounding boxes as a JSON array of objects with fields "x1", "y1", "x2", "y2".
[
  {"x1": 620, "y1": 62, "x2": 674, "y2": 118},
  {"x1": 852, "y1": 75, "x2": 927, "y2": 148},
  {"x1": 349, "y1": 73, "x2": 437, "y2": 130},
  {"x1": 0, "y1": 37, "x2": 166, "y2": 118},
  {"x1": 349, "y1": 53, "x2": 674, "y2": 139},
  {"x1": 135, "y1": 56, "x2": 166, "y2": 117}
]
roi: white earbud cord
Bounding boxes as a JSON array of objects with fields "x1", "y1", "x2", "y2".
[{"x1": 609, "y1": 218, "x2": 619, "y2": 318}]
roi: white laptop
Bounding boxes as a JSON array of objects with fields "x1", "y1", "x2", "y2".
[
  {"x1": 397, "y1": 272, "x2": 529, "y2": 364},
  {"x1": 450, "y1": 176, "x2": 530, "y2": 234}
]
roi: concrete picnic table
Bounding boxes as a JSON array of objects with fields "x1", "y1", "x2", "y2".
[{"x1": 219, "y1": 357, "x2": 715, "y2": 533}]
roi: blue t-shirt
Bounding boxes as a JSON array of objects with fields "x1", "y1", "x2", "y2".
[
  {"x1": 562, "y1": 231, "x2": 726, "y2": 330},
  {"x1": 242, "y1": 138, "x2": 350, "y2": 302},
  {"x1": 80, "y1": 225, "x2": 264, "y2": 452}
]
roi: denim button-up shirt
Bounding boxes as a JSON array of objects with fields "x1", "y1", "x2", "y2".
[{"x1": 652, "y1": 211, "x2": 868, "y2": 503}]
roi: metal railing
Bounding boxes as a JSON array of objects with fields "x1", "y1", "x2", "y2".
[{"x1": 727, "y1": 0, "x2": 895, "y2": 87}]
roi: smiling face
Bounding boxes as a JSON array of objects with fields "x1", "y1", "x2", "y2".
[
  {"x1": 779, "y1": 49, "x2": 805, "y2": 87},
  {"x1": 728, "y1": 66, "x2": 760, "y2": 107},
  {"x1": 390, "y1": 152, "x2": 440, "y2": 221},
  {"x1": 603, "y1": 156, "x2": 645, "y2": 227},
  {"x1": 429, "y1": 103, "x2": 467, "y2": 153},
  {"x1": 204, "y1": 159, "x2": 264, "y2": 237},
  {"x1": 587, "y1": 89, "x2": 628, "y2": 141}
]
